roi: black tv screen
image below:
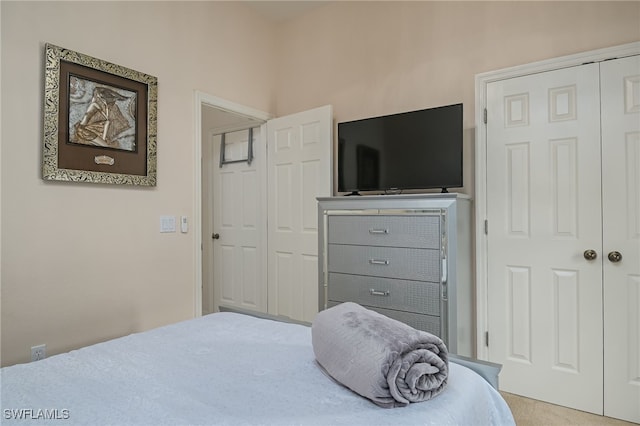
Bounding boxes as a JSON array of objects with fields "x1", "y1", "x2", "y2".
[{"x1": 337, "y1": 103, "x2": 463, "y2": 193}]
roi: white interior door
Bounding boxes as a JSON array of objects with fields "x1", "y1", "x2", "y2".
[
  {"x1": 601, "y1": 55, "x2": 640, "y2": 424},
  {"x1": 267, "y1": 105, "x2": 333, "y2": 323},
  {"x1": 486, "y1": 64, "x2": 604, "y2": 413},
  {"x1": 212, "y1": 128, "x2": 267, "y2": 313}
]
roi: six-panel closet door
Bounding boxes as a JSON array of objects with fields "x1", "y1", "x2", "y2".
[
  {"x1": 266, "y1": 105, "x2": 333, "y2": 324},
  {"x1": 486, "y1": 55, "x2": 640, "y2": 423},
  {"x1": 601, "y1": 55, "x2": 640, "y2": 423},
  {"x1": 212, "y1": 128, "x2": 267, "y2": 314},
  {"x1": 486, "y1": 62, "x2": 604, "y2": 415}
]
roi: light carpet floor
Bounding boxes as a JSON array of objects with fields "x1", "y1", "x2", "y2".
[{"x1": 501, "y1": 392, "x2": 638, "y2": 426}]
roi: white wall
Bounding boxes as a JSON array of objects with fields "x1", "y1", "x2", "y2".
[
  {"x1": 273, "y1": 1, "x2": 640, "y2": 196},
  {"x1": 0, "y1": 1, "x2": 276, "y2": 366},
  {"x1": 2, "y1": 0, "x2": 639, "y2": 367}
]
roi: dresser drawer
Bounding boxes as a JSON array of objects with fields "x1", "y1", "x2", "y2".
[
  {"x1": 328, "y1": 273, "x2": 440, "y2": 316},
  {"x1": 327, "y1": 301, "x2": 442, "y2": 338},
  {"x1": 327, "y1": 244, "x2": 440, "y2": 282},
  {"x1": 327, "y1": 215, "x2": 440, "y2": 249}
]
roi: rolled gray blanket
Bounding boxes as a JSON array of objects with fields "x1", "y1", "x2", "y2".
[{"x1": 312, "y1": 302, "x2": 448, "y2": 408}]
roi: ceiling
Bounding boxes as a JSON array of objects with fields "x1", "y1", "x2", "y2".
[{"x1": 203, "y1": 104, "x2": 265, "y2": 135}]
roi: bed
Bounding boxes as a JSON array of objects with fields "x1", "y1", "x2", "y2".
[{"x1": 1, "y1": 311, "x2": 515, "y2": 425}]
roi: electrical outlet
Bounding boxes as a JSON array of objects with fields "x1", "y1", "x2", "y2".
[{"x1": 31, "y1": 344, "x2": 46, "y2": 362}]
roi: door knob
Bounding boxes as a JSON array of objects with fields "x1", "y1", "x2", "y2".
[
  {"x1": 212, "y1": 233, "x2": 220, "y2": 240},
  {"x1": 583, "y1": 249, "x2": 597, "y2": 261},
  {"x1": 608, "y1": 251, "x2": 622, "y2": 263}
]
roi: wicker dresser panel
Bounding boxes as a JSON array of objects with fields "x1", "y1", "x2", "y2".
[
  {"x1": 327, "y1": 215, "x2": 440, "y2": 249},
  {"x1": 327, "y1": 301, "x2": 442, "y2": 339},
  {"x1": 327, "y1": 244, "x2": 440, "y2": 282},
  {"x1": 328, "y1": 272, "x2": 440, "y2": 316}
]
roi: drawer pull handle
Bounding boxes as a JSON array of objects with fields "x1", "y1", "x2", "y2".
[
  {"x1": 369, "y1": 228, "x2": 389, "y2": 235},
  {"x1": 369, "y1": 289, "x2": 390, "y2": 297},
  {"x1": 369, "y1": 259, "x2": 389, "y2": 265}
]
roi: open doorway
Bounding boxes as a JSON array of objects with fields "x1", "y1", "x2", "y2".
[
  {"x1": 195, "y1": 93, "x2": 333, "y2": 322},
  {"x1": 194, "y1": 92, "x2": 270, "y2": 316}
]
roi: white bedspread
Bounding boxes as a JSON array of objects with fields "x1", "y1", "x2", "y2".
[{"x1": 1, "y1": 312, "x2": 515, "y2": 425}]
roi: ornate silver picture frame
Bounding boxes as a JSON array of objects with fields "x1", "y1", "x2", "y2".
[{"x1": 43, "y1": 43, "x2": 158, "y2": 186}]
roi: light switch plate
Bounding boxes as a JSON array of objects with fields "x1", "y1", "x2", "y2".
[{"x1": 160, "y1": 216, "x2": 176, "y2": 233}]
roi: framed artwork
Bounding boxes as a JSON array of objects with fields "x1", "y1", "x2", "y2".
[{"x1": 43, "y1": 43, "x2": 158, "y2": 186}]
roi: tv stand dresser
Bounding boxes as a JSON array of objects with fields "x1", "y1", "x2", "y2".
[{"x1": 317, "y1": 193, "x2": 473, "y2": 356}]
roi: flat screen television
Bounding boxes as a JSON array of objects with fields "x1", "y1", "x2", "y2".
[{"x1": 337, "y1": 103, "x2": 463, "y2": 194}]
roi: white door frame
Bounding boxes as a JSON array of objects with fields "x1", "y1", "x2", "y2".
[
  {"x1": 193, "y1": 91, "x2": 271, "y2": 317},
  {"x1": 474, "y1": 41, "x2": 640, "y2": 359}
]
